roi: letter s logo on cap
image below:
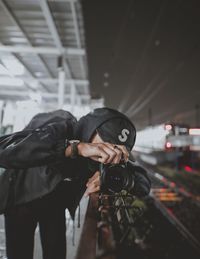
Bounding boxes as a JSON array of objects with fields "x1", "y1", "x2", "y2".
[{"x1": 118, "y1": 129, "x2": 130, "y2": 142}]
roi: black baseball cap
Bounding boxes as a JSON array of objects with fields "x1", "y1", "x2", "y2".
[
  {"x1": 75, "y1": 107, "x2": 136, "y2": 152},
  {"x1": 97, "y1": 117, "x2": 136, "y2": 151}
]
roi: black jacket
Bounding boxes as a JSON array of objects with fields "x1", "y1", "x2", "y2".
[{"x1": 0, "y1": 109, "x2": 151, "y2": 216}]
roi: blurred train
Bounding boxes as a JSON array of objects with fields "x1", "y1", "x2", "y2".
[{"x1": 134, "y1": 123, "x2": 200, "y2": 166}]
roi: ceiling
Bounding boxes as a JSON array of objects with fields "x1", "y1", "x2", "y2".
[
  {"x1": 0, "y1": 0, "x2": 90, "y2": 108},
  {"x1": 82, "y1": 0, "x2": 200, "y2": 129}
]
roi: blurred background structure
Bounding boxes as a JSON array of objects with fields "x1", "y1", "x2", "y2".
[
  {"x1": 83, "y1": 0, "x2": 200, "y2": 129},
  {"x1": 0, "y1": 0, "x2": 200, "y2": 259},
  {"x1": 0, "y1": 0, "x2": 103, "y2": 133}
]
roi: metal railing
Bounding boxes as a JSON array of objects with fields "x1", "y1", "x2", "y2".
[{"x1": 75, "y1": 192, "x2": 145, "y2": 259}]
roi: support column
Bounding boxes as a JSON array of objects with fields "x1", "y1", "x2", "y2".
[
  {"x1": 0, "y1": 101, "x2": 4, "y2": 134},
  {"x1": 71, "y1": 81, "x2": 76, "y2": 113},
  {"x1": 57, "y1": 56, "x2": 65, "y2": 109},
  {"x1": 58, "y1": 69, "x2": 65, "y2": 109}
]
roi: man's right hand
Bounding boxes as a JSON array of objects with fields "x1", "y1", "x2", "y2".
[{"x1": 65, "y1": 142, "x2": 129, "y2": 164}]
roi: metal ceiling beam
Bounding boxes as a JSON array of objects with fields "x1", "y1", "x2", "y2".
[
  {"x1": 39, "y1": 0, "x2": 73, "y2": 78},
  {"x1": 0, "y1": 45, "x2": 85, "y2": 55},
  {"x1": 38, "y1": 78, "x2": 88, "y2": 85},
  {"x1": 0, "y1": 59, "x2": 34, "y2": 91},
  {"x1": 0, "y1": 0, "x2": 53, "y2": 78},
  {"x1": 70, "y1": 0, "x2": 86, "y2": 78},
  {"x1": 0, "y1": 89, "x2": 90, "y2": 99},
  {"x1": 48, "y1": 0, "x2": 77, "y2": 2},
  {"x1": 70, "y1": 1, "x2": 81, "y2": 48},
  {"x1": 0, "y1": 77, "x2": 89, "y2": 85},
  {"x1": 0, "y1": 40, "x2": 49, "y2": 92},
  {"x1": 13, "y1": 53, "x2": 49, "y2": 92}
]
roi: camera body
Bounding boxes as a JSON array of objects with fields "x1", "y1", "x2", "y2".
[{"x1": 100, "y1": 163, "x2": 135, "y2": 193}]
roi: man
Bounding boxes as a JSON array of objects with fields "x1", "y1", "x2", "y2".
[{"x1": 0, "y1": 107, "x2": 151, "y2": 259}]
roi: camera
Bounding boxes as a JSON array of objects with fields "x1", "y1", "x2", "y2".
[{"x1": 100, "y1": 163, "x2": 135, "y2": 193}]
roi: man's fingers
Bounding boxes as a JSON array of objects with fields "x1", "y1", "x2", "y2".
[
  {"x1": 98, "y1": 143, "x2": 125, "y2": 164},
  {"x1": 115, "y1": 145, "x2": 129, "y2": 162},
  {"x1": 99, "y1": 144, "x2": 118, "y2": 164},
  {"x1": 79, "y1": 143, "x2": 108, "y2": 162},
  {"x1": 86, "y1": 177, "x2": 100, "y2": 189},
  {"x1": 95, "y1": 145, "x2": 110, "y2": 163},
  {"x1": 87, "y1": 143, "x2": 118, "y2": 164},
  {"x1": 112, "y1": 145, "x2": 123, "y2": 164},
  {"x1": 89, "y1": 171, "x2": 99, "y2": 181},
  {"x1": 86, "y1": 171, "x2": 100, "y2": 186},
  {"x1": 104, "y1": 142, "x2": 127, "y2": 164},
  {"x1": 79, "y1": 142, "x2": 129, "y2": 164},
  {"x1": 84, "y1": 184, "x2": 100, "y2": 196},
  {"x1": 91, "y1": 171, "x2": 100, "y2": 180}
]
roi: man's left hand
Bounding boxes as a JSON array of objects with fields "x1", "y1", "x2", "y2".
[{"x1": 84, "y1": 171, "x2": 100, "y2": 196}]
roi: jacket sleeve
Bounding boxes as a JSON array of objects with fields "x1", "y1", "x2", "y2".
[
  {"x1": 0, "y1": 121, "x2": 71, "y2": 169},
  {"x1": 128, "y1": 160, "x2": 151, "y2": 197}
]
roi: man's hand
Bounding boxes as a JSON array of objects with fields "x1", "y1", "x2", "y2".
[
  {"x1": 84, "y1": 171, "x2": 100, "y2": 196},
  {"x1": 76, "y1": 142, "x2": 129, "y2": 164}
]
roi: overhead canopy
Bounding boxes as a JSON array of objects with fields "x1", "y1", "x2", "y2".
[{"x1": 0, "y1": 0, "x2": 90, "y2": 107}]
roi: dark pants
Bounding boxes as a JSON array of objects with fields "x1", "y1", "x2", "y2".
[{"x1": 4, "y1": 182, "x2": 69, "y2": 259}]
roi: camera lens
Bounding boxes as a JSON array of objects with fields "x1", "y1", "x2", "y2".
[{"x1": 100, "y1": 164, "x2": 135, "y2": 193}]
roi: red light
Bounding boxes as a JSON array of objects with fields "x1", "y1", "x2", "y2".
[
  {"x1": 170, "y1": 182, "x2": 176, "y2": 188},
  {"x1": 166, "y1": 142, "x2": 172, "y2": 148},
  {"x1": 165, "y1": 124, "x2": 172, "y2": 131},
  {"x1": 184, "y1": 165, "x2": 192, "y2": 172}
]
